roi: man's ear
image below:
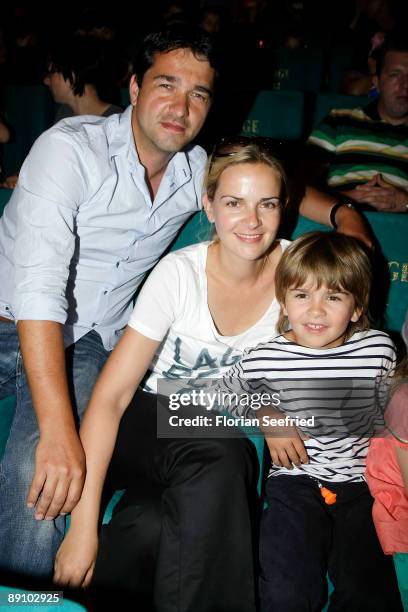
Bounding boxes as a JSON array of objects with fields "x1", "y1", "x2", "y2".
[
  {"x1": 129, "y1": 75, "x2": 139, "y2": 106},
  {"x1": 203, "y1": 193, "x2": 215, "y2": 223}
]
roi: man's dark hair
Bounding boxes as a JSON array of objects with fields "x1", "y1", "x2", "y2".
[
  {"x1": 131, "y1": 25, "x2": 219, "y2": 85},
  {"x1": 375, "y1": 30, "x2": 408, "y2": 76},
  {"x1": 46, "y1": 35, "x2": 127, "y2": 101}
]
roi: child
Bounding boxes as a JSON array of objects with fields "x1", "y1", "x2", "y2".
[
  {"x1": 222, "y1": 231, "x2": 403, "y2": 611},
  {"x1": 366, "y1": 359, "x2": 408, "y2": 605}
]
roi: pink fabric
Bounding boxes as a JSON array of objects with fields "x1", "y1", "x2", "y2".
[{"x1": 366, "y1": 386, "x2": 408, "y2": 554}]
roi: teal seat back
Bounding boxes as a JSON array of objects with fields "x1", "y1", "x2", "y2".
[
  {"x1": 327, "y1": 47, "x2": 354, "y2": 93},
  {"x1": 271, "y1": 48, "x2": 324, "y2": 93},
  {"x1": 240, "y1": 90, "x2": 304, "y2": 140},
  {"x1": 3, "y1": 86, "x2": 55, "y2": 176},
  {"x1": 120, "y1": 87, "x2": 130, "y2": 108}
]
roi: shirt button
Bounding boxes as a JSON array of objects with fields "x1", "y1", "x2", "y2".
[
  {"x1": 91, "y1": 322, "x2": 97, "y2": 327},
  {"x1": 116, "y1": 261, "x2": 120, "y2": 267},
  {"x1": 103, "y1": 290, "x2": 108, "y2": 295}
]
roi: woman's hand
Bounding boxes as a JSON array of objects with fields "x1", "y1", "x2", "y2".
[{"x1": 53, "y1": 527, "x2": 98, "y2": 589}]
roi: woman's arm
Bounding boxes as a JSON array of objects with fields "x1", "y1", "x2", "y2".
[{"x1": 53, "y1": 327, "x2": 160, "y2": 587}]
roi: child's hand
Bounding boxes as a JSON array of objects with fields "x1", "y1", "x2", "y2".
[
  {"x1": 258, "y1": 407, "x2": 309, "y2": 469},
  {"x1": 53, "y1": 526, "x2": 98, "y2": 588},
  {"x1": 265, "y1": 428, "x2": 309, "y2": 469}
]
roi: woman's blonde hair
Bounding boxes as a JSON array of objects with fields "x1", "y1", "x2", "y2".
[
  {"x1": 275, "y1": 231, "x2": 372, "y2": 337},
  {"x1": 204, "y1": 137, "x2": 289, "y2": 207}
]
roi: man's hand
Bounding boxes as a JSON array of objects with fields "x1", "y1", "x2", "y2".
[
  {"x1": 27, "y1": 427, "x2": 86, "y2": 520},
  {"x1": 54, "y1": 526, "x2": 98, "y2": 588},
  {"x1": 343, "y1": 175, "x2": 408, "y2": 212},
  {"x1": 17, "y1": 321, "x2": 87, "y2": 520}
]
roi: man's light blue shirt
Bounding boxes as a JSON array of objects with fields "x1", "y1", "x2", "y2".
[{"x1": 0, "y1": 106, "x2": 206, "y2": 350}]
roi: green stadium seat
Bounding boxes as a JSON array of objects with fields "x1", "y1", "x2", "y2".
[
  {"x1": 240, "y1": 90, "x2": 304, "y2": 140},
  {"x1": 120, "y1": 88, "x2": 130, "y2": 108},
  {"x1": 327, "y1": 46, "x2": 354, "y2": 93},
  {"x1": 3, "y1": 86, "x2": 55, "y2": 177},
  {"x1": 271, "y1": 48, "x2": 324, "y2": 93}
]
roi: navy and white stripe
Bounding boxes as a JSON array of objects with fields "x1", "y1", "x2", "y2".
[{"x1": 221, "y1": 330, "x2": 396, "y2": 483}]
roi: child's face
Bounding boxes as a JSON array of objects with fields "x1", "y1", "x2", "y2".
[{"x1": 283, "y1": 279, "x2": 362, "y2": 349}]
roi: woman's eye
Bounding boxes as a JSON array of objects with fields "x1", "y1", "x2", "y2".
[{"x1": 226, "y1": 200, "x2": 240, "y2": 208}]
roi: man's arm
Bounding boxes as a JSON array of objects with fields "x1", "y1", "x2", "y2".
[
  {"x1": 299, "y1": 186, "x2": 372, "y2": 247},
  {"x1": 11, "y1": 129, "x2": 88, "y2": 518},
  {"x1": 18, "y1": 321, "x2": 85, "y2": 520}
]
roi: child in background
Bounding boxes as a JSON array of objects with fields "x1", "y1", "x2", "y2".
[
  {"x1": 366, "y1": 358, "x2": 408, "y2": 604},
  {"x1": 222, "y1": 231, "x2": 403, "y2": 611}
]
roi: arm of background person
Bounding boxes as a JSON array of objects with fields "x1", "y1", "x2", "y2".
[
  {"x1": 18, "y1": 321, "x2": 85, "y2": 520},
  {"x1": 53, "y1": 328, "x2": 160, "y2": 588},
  {"x1": 299, "y1": 185, "x2": 372, "y2": 247}
]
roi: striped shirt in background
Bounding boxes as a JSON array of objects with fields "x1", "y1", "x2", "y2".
[
  {"x1": 307, "y1": 101, "x2": 408, "y2": 192},
  {"x1": 220, "y1": 330, "x2": 396, "y2": 483}
]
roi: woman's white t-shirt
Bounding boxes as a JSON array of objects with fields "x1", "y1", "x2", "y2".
[{"x1": 128, "y1": 240, "x2": 290, "y2": 394}]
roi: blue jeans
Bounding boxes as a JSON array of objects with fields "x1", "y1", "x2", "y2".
[{"x1": 0, "y1": 322, "x2": 110, "y2": 579}]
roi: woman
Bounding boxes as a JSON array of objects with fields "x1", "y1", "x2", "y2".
[{"x1": 54, "y1": 138, "x2": 300, "y2": 609}]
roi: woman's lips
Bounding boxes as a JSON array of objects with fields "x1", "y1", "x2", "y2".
[{"x1": 235, "y1": 233, "x2": 263, "y2": 243}]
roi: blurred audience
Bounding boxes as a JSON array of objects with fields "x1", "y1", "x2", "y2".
[
  {"x1": 341, "y1": 0, "x2": 396, "y2": 96},
  {"x1": 305, "y1": 32, "x2": 408, "y2": 213}
]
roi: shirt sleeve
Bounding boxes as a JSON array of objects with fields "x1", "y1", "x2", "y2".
[
  {"x1": 127, "y1": 254, "x2": 181, "y2": 342},
  {"x1": 11, "y1": 128, "x2": 90, "y2": 322}
]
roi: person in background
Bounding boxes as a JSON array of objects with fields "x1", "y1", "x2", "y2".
[
  {"x1": 366, "y1": 357, "x2": 408, "y2": 606},
  {"x1": 43, "y1": 34, "x2": 126, "y2": 124},
  {"x1": 305, "y1": 31, "x2": 408, "y2": 213},
  {"x1": 342, "y1": 0, "x2": 396, "y2": 96}
]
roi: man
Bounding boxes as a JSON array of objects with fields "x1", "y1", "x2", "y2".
[
  {"x1": 0, "y1": 25, "x2": 368, "y2": 587},
  {"x1": 307, "y1": 33, "x2": 408, "y2": 213},
  {"x1": 0, "y1": 27, "x2": 215, "y2": 581}
]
